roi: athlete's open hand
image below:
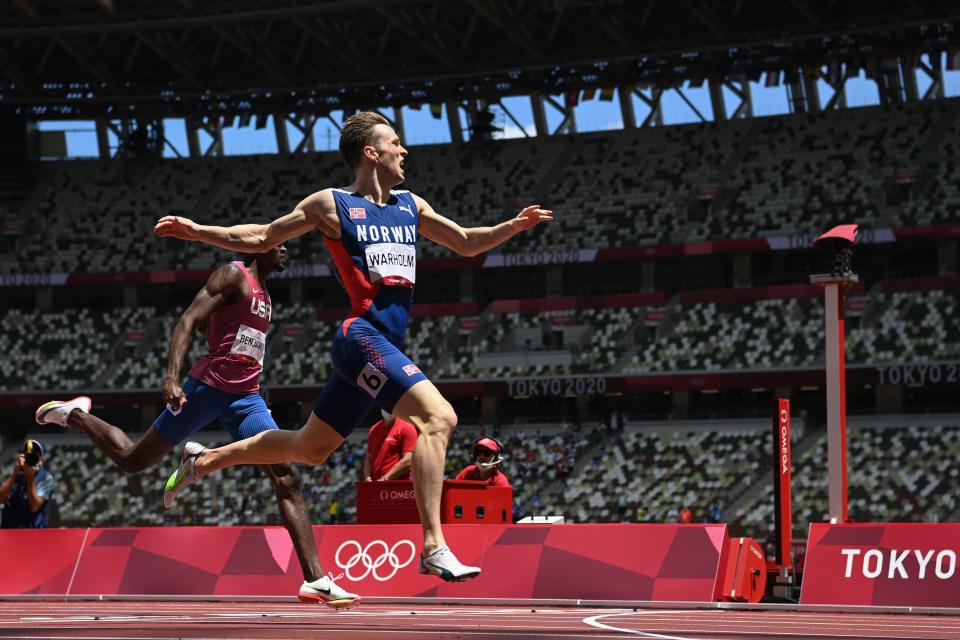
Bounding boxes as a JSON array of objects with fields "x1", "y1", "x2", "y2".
[
  {"x1": 162, "y1": 377, "x2": 188, "y2": 412},
  {"x1": 154, "y1": 215, "x2": 200, "y2": 241},
  {"x1": 513, "y1": 204, "x2": 554, "y2": 231}
]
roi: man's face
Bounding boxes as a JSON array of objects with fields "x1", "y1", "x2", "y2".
[
  {"x1": 370, "y1": 124, "x2": 408, "y2": 185},
  {"x1": 266, "y1": 243, "x2": 288, "y2": 272},
  {"x1": 476, "y1": 450, "x2": 496, "y2": 471}
]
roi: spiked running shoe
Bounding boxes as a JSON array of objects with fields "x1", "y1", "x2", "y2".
[
  {"x1": 419, "y1": 546, "x2": 481, "y2": 582},
  {"x1": 298, "y1": 574, "x2": 361, "y2": 610},
  {"x1": 163, "y1": 441, "x2": 205, "y2": 508},
  {"x1": 35, "y1": 396, "x2": 92, "y2": 427}
]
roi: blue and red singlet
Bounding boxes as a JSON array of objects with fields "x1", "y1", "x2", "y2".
[{"x1": 313, "y1": 189, "x2": 429, "y2": 436}]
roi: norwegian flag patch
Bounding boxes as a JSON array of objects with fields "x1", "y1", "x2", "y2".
[
  {"x1": 402, "y1": 364, "x2": 421, "y2": 376},
  {"x1": 349, "y1": 207, "x2": 366, "y2": 219}
]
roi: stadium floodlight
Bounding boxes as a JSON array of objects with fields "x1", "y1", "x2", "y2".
[{"x1": 810, "y1": 224, "x2": 859, "y2": 525}]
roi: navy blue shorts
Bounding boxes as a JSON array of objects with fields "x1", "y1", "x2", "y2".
[
  {"x1": 153, "y1": 377, "x2": 278, "y2": 445},
  {"x1": 313, "y1": 317, "x2": 428, "y2": 437}
]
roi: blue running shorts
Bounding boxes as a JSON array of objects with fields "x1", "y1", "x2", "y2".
[
  {"x1": 313, "y1": 317, "x2": 428, "y2": 437},
  {"x1": 153, "y1": 376, "x2": 278, "y2": 445}
]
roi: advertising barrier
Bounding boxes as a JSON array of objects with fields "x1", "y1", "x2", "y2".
[
  {"x1": 800, "y1": 523, "x2": 960, "y2": 607},
  {"x1": 0, "y1": 524, "x2": 729, "y2": 602}
]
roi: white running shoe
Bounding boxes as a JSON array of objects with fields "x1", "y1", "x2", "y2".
[
  {"x1": 163, "y1": 441, "x2": 205, "y2": 508},
  {"x1": 298, "y1": 573, "x2": 361, "y2": 610},
  {"x1": 35, "y1": 396, "x2": 92, "y2": 427},
  {"x1": 419, "y1": 546, "x2": 481, "y2": 582}
]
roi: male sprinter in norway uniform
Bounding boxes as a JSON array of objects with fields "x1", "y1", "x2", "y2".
[
  {"x1": 154, "y1": 111, "x2": 553, "y2": 582},
  {"x1": 34, "y1": 245, "x2": 359, "y2": 609}
]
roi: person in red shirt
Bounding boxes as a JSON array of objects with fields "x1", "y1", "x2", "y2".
[
  {"x1": 454, "y1": 437, "x2": 511, "y2": 488},
  {"x1": 363, "y1": 411, "x2": 418, "y2": 481}
]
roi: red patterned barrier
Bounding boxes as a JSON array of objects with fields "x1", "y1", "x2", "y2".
[
  {"x1": 0, "y1": 528, "x2": 87, "y2": 594},
  {"x1": 800, "y1": 523, "x2": 960, "y2": 607},
  {"x1": 0, "y1": 524, "x2": 729, "y2": 601}
]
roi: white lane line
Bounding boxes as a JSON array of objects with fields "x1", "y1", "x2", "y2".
[
  {"x1": 588, "y1": 615, "x2": 960, "y2": 631},
  {"x1": 583, "y1": 612, "x2": 700, "y2": 640},
  {"x1": 64, "y1": 527, "x2": 90, "y2": 597},
  {"x1": 585, "y1": 612, "x2": 960, "y2": 640},
  {"x1": 605, "y1": 630, "x2": 960, "y2": 640},
  {"x1": 13, "y1": 615, "x2": 193, "y2": 623}
]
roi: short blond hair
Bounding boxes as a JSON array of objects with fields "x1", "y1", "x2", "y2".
[{"x1": 340, "y1": 111, "x2": 391, "y2": 169}]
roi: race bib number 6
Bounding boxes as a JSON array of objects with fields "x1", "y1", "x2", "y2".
[{"x1": 357, "y1": 362, "x2": 386, "y2": 398}]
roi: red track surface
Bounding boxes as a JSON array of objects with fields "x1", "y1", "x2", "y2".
[{"x1": 1, "y1": 601, "x2": 959, "y2": 639}]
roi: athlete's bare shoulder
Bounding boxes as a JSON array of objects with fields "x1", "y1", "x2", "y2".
[
  {"x1": 208, "y1": 261, "x2": 247, "y2": 298},
  {"x1": 211, "y1": 260, "x2": 242, "y2": 280},
  {"x1": 409, "y1": 192, "x2": 436, "y2": 216},
  {"x1": 298, "y1": 188, "x2": 340, "y2": 239}
]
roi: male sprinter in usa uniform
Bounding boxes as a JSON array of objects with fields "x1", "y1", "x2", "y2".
[
  {"x1": 154, "y1": 111, "x2": 553, "y2": 582},
  {"x1": 34, "y1": 245, "x2": 359, "y2": 609}
]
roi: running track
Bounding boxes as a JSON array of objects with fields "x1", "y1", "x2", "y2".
[{"x1": 1, "y1": 601, "x2": 959, "y2": 639}]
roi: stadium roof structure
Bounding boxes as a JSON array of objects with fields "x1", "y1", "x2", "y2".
[{"x1": 1, "y1": 0, "x2": 960, "y2": 119}]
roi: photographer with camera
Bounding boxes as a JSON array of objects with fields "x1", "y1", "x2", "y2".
[{"x1": 0, "y1": 439, "x2": 55, "y2": 528}]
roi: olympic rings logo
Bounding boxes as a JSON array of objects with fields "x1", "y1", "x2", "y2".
[{"x1": 334, "y1": 539, "x2": 417, "y2": 582}]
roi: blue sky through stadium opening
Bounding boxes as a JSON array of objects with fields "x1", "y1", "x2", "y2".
[{"x1": 37, "y1": 61, "x2": 960, "y2": 160}]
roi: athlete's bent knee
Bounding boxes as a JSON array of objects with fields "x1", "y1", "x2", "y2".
[
  {"x1": 117, "y1": 453, "x2": 150, "y2": 475},
  {"x1": 424, "y1": 402, "x2": 458, "y2": 440},
  {"x1": 268, "y1": 462, "x2": 303, "y2": 498}
]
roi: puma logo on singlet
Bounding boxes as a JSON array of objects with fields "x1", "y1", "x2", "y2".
[{"x1": 399, "y1": 203, "x2": 414, "y2": 216}]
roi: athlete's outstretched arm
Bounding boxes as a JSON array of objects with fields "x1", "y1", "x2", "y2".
[
  {"x1": 154, "y1": 190, "x2": 338, "y2": 251},
  {"x1": 414, "y1": 194, "x2": 553, "y2": 257},
  {"x1": 162, "y1": 264, "x2": 242, "y2": 411}
]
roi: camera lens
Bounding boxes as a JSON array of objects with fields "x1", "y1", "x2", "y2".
[{"x1": 24, "y1": 453, "x2": 39, "y2": 466}]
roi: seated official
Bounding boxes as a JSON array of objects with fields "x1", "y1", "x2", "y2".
[
  {"x1": 454, "y1": 437, "x2": 510, "y2": 488},
  {"x1": 364, "y1": 411, "x2": 418, "y2": 481}
]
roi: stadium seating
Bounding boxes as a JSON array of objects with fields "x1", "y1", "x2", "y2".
[
  {"x1": 446, "y1": 424, "x2": 605, "y2": 516},
  {"x1": 628, "y1": 289, "x2": 960, "y2": 373},
  {"x1": 732, "y1": 420, "x2": 960, "y2": 545},
  {"x1": 700, "y1": 103, "x2": 939, "y2": 239},
  {"x1": 3, "y1": 101, "x2": 959, "y2": 278},
  {"x1": 47, "y1": 432, "x2": 364, "y2": 528},
  {"x1": 897, "y1": 105, "x2": 960, "y2": 226},
  {"x1": 2, "y1": 160, "x2": 222, "y2": 274},
  {"x1": 35, "y1": 415, "x2": 960, "y2": 537},
  {"x1": 627, "y1": 298, "x2": 825, "y2": 372},
  {"x1": 433, "y1": 306, "x2": 638, "y2": 378},
  {"x1": 0, "y1": 306, "x2": 154, "y2": 391},
  {"x1": 2, "y1": 288, "x2": 959, "y2": 391},
  {"x1": 560, "y1": 426, "x2": 769, "y2": 524}
]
